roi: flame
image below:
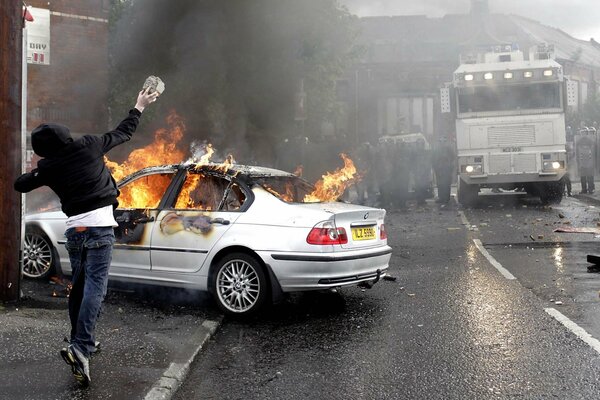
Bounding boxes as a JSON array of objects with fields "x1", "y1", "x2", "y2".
[
  {"x1": 304, "y1": 153, "x2": 360, "y2": 202},
  {"x1": 106, "y1": 111, "x2": 186, "y2": 208},
  {"x1": 175, "y1": 173, "x2": 202, "y2": 209},
  {"x1": 293, "y1": 165, "x2": 303, "y2": 177},
  {"x1": 195, "y1": 143, "x2": 215, "y2": 165}
]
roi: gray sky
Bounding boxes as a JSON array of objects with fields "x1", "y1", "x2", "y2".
[{"x1": 341, "y1": 0, "x2": 600, "y2": 42}]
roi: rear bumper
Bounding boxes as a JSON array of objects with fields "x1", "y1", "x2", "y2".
[{"x1": 261, "y1": 246, "x2": 392, "y2": 291}]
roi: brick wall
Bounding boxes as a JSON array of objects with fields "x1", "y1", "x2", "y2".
[{"x1": 25, "y1": 0, "x2": 110, "y2": 134}]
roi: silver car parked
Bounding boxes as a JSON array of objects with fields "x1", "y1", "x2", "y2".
[{"x1": 23, "y1": 163, "x2": 392, "y2": 315}]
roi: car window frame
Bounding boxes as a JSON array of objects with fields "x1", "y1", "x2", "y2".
[
  {"x1": 162, "y1": 166, "x2": 254, "y2": 212},
  {"x1": 116, "y1": 166, "x2": 180, "y2": 210}
]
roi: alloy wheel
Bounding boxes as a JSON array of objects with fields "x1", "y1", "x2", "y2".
[
  {"x1": 23, "y1": 231, "x2": 54, "y2": 278},
  {"x1": 216, "y1": 259, "x2": 261, "y2": 313}
]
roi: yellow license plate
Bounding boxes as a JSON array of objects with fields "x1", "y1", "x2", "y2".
[{"x1": 351, "y1": 226, "x2": 376, "y2": 241}]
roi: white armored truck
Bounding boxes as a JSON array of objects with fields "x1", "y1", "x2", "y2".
[{"x1": 442, "y1": 44, "x2": 572, "y2": 205}]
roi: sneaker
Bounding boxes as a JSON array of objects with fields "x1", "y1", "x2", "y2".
[
  {"x1": 63, "y1": 337, "x2": 101, "y2": 354},
  {"x1": 60, "y1": 345, "x2": 91, "y2": 386}
]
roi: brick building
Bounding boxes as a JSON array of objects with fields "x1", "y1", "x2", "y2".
[{"x1": 25, "y1": 0, "x2": 110, "y2": 135}]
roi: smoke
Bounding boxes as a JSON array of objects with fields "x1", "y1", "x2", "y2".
[{"x1": 109, "y1": 0, "x2": 358, "y2": 167}]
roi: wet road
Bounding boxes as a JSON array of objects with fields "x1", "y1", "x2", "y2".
[{"x1": 175, "y1": 193, "x2": 600, "y2": 399}]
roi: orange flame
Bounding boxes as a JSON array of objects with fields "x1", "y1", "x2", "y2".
[
  {"x1": 293, "y1": 165, "x2": 303, "y2": 177},
  {"x1": 304, "y1": 153, "x2": 360, "y2": 202},
  {"x1": 106, "y1": 111, "x2": 186, "y2": 208}
]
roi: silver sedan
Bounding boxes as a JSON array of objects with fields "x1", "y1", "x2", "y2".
[{"x1": 24, "y1": 163, "x2": 392, "y2": 315}]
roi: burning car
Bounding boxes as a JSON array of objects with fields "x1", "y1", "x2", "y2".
[{"x1": 23, "y1": 163, "x2": 392, "y2": 315}]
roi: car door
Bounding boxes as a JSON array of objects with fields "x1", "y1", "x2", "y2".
[
  {"x1": 149, "y1": 170, "x2": 246, "y2": 274},
  {"x1": 110, "y1": 171, "x2": 176, "y2": 277}
]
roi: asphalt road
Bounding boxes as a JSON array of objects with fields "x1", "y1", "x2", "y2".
[{"x1": 175, "y1": 193, "x2": 600, "y2": 400}]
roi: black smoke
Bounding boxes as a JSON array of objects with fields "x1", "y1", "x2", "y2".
[{"x1": 108, "y1": 0, "x2": 359, "y2": 169}]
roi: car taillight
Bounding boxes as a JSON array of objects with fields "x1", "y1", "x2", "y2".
[
  {"x1": 307, "y1": 221, "x2": 348, "y2": 245},
  {"x1": 380, "y1": 224, "x2": 387, "y2": 240}
]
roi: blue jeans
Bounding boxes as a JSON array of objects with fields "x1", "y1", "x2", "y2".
[{"x1": 65, "y1": 227, "x2": 115, "y2": 357}]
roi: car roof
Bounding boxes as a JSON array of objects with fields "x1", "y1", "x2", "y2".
[{"x1": 117, "y1": 163, "x2": 297, "y2": 186}]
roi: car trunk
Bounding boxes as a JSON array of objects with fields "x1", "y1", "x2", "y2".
[{"x1": 295, "y1": 202, "x2": 386, "y2": 249}]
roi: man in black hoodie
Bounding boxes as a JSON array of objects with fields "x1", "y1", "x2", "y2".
[{"x1": 14, "y1": 89, "x2": 158, "y2": 386}]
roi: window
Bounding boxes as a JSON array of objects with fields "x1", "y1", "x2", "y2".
[
  {"x1": 118, "y1": 173, "x2": 174, "y2": 209},
  {"x1": 175, "y1": 172, "x2": 245, "y2": 211},
  {"x1": 255, "y1": 176, "x2": 315, "y2": 203},
  {"x1": 458, "y1": 82, "x2": 561, "y2": 114}
]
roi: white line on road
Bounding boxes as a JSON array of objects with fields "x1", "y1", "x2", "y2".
[
  {"x1": 458, "y1": 210, "x2": 470, "y2": 227},
  {"x1": 473, "y1": 239, "x2": 516, "y2": 280},
  {"x1": 545, "y1": 308, "x2": 600, "y2": 355}
]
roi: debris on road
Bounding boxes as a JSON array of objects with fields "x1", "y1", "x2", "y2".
[
  {"x1": 555, "y1": 301, "x2": 563, "y2": 305},
  {"x1": 383, "y1": 275, "x2": 397, "y2": 282},
  {"x1": 558, "y1": 213, "x2": 565, "y2": 219},
  {"x1": 588, "y1": 255, "x2": 600, "y2": 264},
  {"x1": 554, "y1": 227, "x2": 600, "y2": 234}
]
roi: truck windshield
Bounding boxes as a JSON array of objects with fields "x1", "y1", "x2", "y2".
[{"x1": 458, "y1": 82, "x2": 561, "y2": 114}]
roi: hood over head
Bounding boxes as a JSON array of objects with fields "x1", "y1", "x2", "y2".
[{"x1": 31, "y1": 123, "x2": 73, "y2": 158}]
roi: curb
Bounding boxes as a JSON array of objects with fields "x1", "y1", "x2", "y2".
[
  {"x1": 572, "y1": 193, "x2": 600, "y2": 206},
  {"x1": 143, "y1": 317, "x2": 223, "y2": 400}
]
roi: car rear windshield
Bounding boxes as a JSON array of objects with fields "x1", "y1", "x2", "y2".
[{"x1": 254, "y1": 176, "x2": 315, "y2": 203}]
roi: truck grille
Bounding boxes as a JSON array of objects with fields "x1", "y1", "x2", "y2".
[
  {"x1": 488, "y1": 154, "x2": 538, "y2": 173},
  {"x1": 487, "y1": 125, "x2": 536, "y2": 147},
  {"x1": 513, "y1": 154, "x2": 537, "y2": 172},
  {"x1": 489, "y1": 155, "x2": 511, "y2": 173}
]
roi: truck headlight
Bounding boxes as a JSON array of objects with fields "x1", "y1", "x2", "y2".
[
  {"x1": 542, "y1": 160, "x2": 564, "y2": 171},
  {"x1": 462, "y1": 164, "x2": 483, "y2": 174}
]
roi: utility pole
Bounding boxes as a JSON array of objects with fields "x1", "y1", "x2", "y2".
[{"x1": 0, "y1": 1, "x2": 23, "y2": 302}]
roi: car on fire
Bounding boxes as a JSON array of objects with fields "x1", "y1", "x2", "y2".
[{"x1": 23, "y1": 163, "x2": 392, "y2": 315}]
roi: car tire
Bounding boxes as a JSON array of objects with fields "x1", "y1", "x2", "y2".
[
  {"x1": 23, "y1": 227, "x2": 56, "y2": 279},
  {"x1": 210, "y1": 252, "x2": 268, "y2": 316}
]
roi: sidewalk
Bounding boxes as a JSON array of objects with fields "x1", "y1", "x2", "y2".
[
  {"x1": 0, "y1": 278, "x2": 222, "y2": 400},
  {"x1": 571, "y1": 180, "x2": 600, "y2": 205}
]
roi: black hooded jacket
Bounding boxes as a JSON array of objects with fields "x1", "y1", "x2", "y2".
[{"x1": 14, "y1": 109, "x2": 142, "y2": 217}]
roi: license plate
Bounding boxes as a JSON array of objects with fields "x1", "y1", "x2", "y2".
[
  {"x1": 351, "y1": 226, "x2": 376, "y2": 241},
  {"x1": 502, "y1": 146, "x2": 521, "y2": 152}
]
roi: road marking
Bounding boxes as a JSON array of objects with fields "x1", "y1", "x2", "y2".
[
  {"x1": 473, "y1": 239, "x2": 516, "y2": 280},
  {"x1": 458, "y1": 210, "x2": 470, "y2": 227},
  {"x1": 545, "y1": 308, "x2": 600, "y2": 355}
]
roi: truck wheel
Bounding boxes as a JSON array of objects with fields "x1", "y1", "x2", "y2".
[
  {"x1": 540, "y1": 182, "x2": 563, "y2": 205},
  {"x1": 458, "y1": 179, "x2": 478, "y2": 206}
]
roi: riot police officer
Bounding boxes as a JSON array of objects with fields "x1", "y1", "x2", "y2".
[
  {"x1": 577, "y1": 128, "x2": 596, "y2": 194},
  {"x1": 432, "y1": 135, "x2": 456, "y2": 204}
]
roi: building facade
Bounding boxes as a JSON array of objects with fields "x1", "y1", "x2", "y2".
[
  {"x1": 25, "y1": 0, "x2": 110, "y2": 135},
  {"x1": 339, "y1": 0, "x2": 600, "y2": 145}
]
